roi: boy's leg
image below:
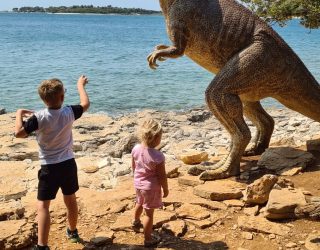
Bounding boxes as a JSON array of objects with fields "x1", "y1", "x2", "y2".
[
  {"x1": 37, "y1": 200, "x2": 51, "y2": 246},
  {"x1": 63, "y1": 194, "x2": 78, "y2": 231},
  {"x1": 143, "y1": 208, "x2": 154, "y2": 242}
]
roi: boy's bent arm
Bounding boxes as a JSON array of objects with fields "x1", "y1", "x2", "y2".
[
  {"x1": 156, "y1": 162, "x2": 169, "y2": 198},
  {"x1": 15, "y1": 109, "x2": 33, "y2": 138},
  {"x1": 77, "y1": 75, "x2": 90, "y2": 112}
]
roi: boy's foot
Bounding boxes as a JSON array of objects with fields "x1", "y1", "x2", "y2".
[
  {"x1": 32, "y1": 245, "x2": 50, "y2": 250},
  {"x1": 66, "y1": 228, "x2": 81, "y2": 243}
]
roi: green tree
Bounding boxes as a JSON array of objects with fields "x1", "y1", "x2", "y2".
[{"x1": 241, "y1": 0, "x2": 320, "y2": 29}]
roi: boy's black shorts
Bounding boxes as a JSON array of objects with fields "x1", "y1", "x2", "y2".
[{"x1": 37, "y1": 158, "x2": 79, "y2": 201}]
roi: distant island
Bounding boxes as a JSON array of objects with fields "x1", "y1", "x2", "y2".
[{"x1": 12, "y1": 5, "x2": 161, "y2": 15}]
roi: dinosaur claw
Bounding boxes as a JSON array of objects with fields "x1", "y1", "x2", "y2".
[{"x1": 188, "y1": 166, "x2": 206, "y2": 176}]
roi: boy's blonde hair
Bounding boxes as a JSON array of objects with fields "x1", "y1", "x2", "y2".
[
  {"x1": 138, "y1": 118, "x2": 162, "y2": 148},
  {"x1": 38, "y1": 78, "x2": 64, "y2": 104}
]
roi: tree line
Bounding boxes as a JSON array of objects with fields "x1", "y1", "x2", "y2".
[
  {"x1": 240, "y1": 0, "x2": 320, "y2": 29},
  {"x1": 12, "y1": 5, "x2": 161, "y2": 15}
]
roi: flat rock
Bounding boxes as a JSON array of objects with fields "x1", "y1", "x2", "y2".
[
  {"x1": 0, "y1": 220, "x2": 36, "y2": 249},
  {"x1": 179, "y1": 150, "x2": 209, "y2": 165},
  {"x1": 243, "y1": 174, "x2": 278, "y2": 205},
  {"x1": 257, "y1": 147, "x2": 314, "y2": 172},
  {"x1": 0, "y1": 200, "x2": 25, "y2": 221},
  {"x1": 178, "y1": 175, "x2": 205, "y2": 187},
  {"x1": 238, "y1": 215, "x2": 290, "y2": 236},
  {"x1": 90, "y1": 231, "x2": 114, "y2": 246},
  {"x1": 162, "y1": 220, "x2": 187, "y2": 237},
  {"x1": 111, "y1": 210, "x2": 176, "y2": 232},
  {"x1": 0, "y1": 161, "x2": 29, "y2": 201},
  {"x1": 165, "y1": 157, "x2": 181, "y2": 178},
  {"x1": 265, "y1": 188, "x2": 307, "y2": 219},
  {"x1": 176, "y1": 204, "x2": 210, "y2": 220},
  {"x1": 153, "y1": 210, "x2": 177, "y2": 228},
  {"x1": 110, "y1": 211, "x2": 133, "y2": 232},
  {"x1": 305, "y1": 233, "x2": 320, "y2": 250},
  {"x1": 193, "y1": 180, "x2": 245, "y2": 201},
  {"x1": 223, "y1": 200, "x2": 244, "y2": 208},
  {"x1": 243, "y1": 206, "x2": 259, "y2": 216},
  {"x1": 77, "y1": 157, "x2": 100, "y2": 173}
]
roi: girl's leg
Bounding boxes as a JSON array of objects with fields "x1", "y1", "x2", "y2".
[
  {"x1": 37, "y1": 200, "x2": 51, "y2": 246},
  {"x1": 134, "y1": 203, "x2": 143, "y2": 222},
  {"x1": 143, "y1": 208, "x2": 154, "y2": 241},
  {"x1": 63, "y1": 194, "x2": 78, "y2": 231}
]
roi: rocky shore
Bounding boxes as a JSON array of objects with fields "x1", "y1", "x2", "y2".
[{"x1": 0, "y1": 107, "x2": 320, "y2": 250}]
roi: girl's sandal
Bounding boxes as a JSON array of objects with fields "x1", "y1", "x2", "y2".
[{"x1": 144, "y1": 238, "x2": 160, "y2": 248}]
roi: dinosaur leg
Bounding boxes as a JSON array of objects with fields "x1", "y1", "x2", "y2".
[
  {"x1": 243, "y1": 101, "x2": 275, "y2": 156},
  {"x1": 199, "y1": 43, "x2": 274, "y2": 180},
  {"x1": 188, "y1": 146, "x2": 232, "y2": 176},
  {"x1": 199, "y1": 81, "x2": 251, "y2": 180}
]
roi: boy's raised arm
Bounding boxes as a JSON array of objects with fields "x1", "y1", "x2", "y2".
[
  {"x1": 77, "y1": 75, "x2": 90, "y2": 112},
  {"x1": 15, "y1": 109, "x2": 34, "y2": 138}
]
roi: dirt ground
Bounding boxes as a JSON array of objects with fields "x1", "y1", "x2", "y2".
[{"x1": 23, "y1": 148, "x2": 320, "y2": 250}]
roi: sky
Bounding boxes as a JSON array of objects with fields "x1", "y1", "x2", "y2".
[{"x1": 0, "y1": 0, "x2": 161, "y2": 11}]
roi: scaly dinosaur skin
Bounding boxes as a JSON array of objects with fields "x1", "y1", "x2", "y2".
[{"x1": 148, "y1": 0, "x2": 320, "y2": 180}]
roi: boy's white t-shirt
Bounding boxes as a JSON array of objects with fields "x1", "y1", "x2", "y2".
[{"x1": 23, "y1": 105, "x2": 83, "y2": 165}]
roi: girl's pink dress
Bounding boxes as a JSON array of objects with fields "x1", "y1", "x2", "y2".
[{"x1": 132, "y1": 144, "x2": 165, "y2": 209}]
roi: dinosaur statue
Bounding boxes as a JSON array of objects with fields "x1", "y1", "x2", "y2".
[{"x1": 147, "y1": 0, "x2": 320, "y2": 180}]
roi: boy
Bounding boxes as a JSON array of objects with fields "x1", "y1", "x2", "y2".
[{"x1": 15, "y1": 75, "x2": 90, "y2": 250}]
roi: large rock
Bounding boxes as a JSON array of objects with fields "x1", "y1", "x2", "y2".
[
  {"x1": 0, "y1": 220, "x2": 36, "y2": 249},
  {"x1": 257, "y1": 147, "x2": 315, "y2": 173},
  {"x1": 179, "y1": 150, "x2": 209, "y2": 165},
  {"x1": 307, "y1": 136, "x2": 320, "y2": 152},
  {"x1": 264, "y1": 188, "x2": 307, "y2": 219},
  {"x1": 243, "y1": 174, "x2": 278, "y2": 205},
  {"x1": 194, "y1": 180, "x2": 245, "y2": 201},
  {"x1": 238, "y1": 216, "x2": 290, "y2": 236}
]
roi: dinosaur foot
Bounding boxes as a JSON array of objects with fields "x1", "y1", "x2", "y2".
[
  {"x1": 188, "y1": 163, "x2": 221, "y2": 176},
  {"x1": 243, "y1": 145, "x2": 267, "y2": 156},
  {"x1": 199, "y1": 166, "x2": 240, "y2": 181}
]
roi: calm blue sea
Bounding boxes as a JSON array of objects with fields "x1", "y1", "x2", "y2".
[{"x1": 0, "y1": 13, "x2": 319, "y2": 114}]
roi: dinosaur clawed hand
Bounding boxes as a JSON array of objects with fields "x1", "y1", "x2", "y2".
[
  {"x1": 147, "y1": 44, "x2": 169, "y2": 69},
  {"x1": 147, "y1": 52, "x2": 159, "y2": 70}
]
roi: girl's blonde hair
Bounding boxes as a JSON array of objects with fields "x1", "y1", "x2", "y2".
[{"x1": 138, "y1": 118, "x2": 162, "y2": 148}]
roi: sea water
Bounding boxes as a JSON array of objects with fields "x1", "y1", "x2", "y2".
[{"x1": 0, "y1": 13, "x2": 319, "y2": 114}]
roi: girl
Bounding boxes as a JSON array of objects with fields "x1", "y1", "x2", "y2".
[{"x1": 131, "y1": 118, "x2": 169, "y2": 247}]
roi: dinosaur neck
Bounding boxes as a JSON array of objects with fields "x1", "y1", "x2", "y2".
[{"x1": 159, "y1": 0, "x2": 176, "y2": 15}]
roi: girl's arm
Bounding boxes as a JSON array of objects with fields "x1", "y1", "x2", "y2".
[
  {"x1": 131, "y1": 157, "x2": 136, "y2": 173},
  {"x1": 156, "y1": 161, "x2": 169, "y2": 198}
]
